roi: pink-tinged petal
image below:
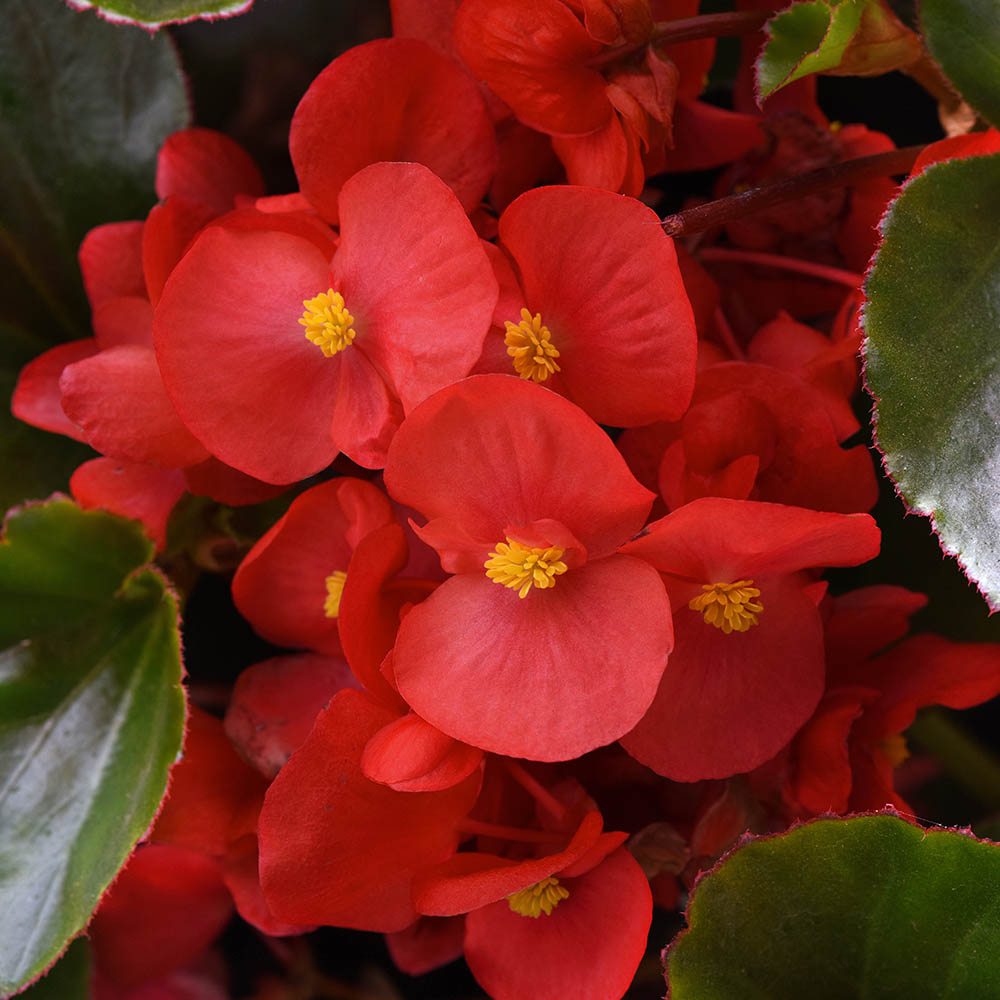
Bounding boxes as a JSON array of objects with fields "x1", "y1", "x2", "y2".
[
  {"x1": 90, "y1": 845, "x2": 233, "y2": 989},
  {"x1": 499, "y1": 186, "x2": 697, "y2": 425},
  {"x1": 222, "y1": 836, "x2": 313, "y2": 937},
  {"x1": 143, "y1": 197, "x2": 219, "y2": 306},
  {"x1": 454, "y1": 0, "x2": 609, "y2": 136},
  {"x1": 362, "y1": 712, "x2": 484, "y2": 792},
  {"x1": 154, "y1": 226, "x2": 340, "y2": 484},
  {"x1": 290, "y1": 38, "x2": 496, "y2": 224},
  {"x1": 393, "y1": 555, "x2": 672, "y2": 761},
  {"x1": 10, "y1": 339, "x2": 98, "y2": 440},
  {"x1": 258, "y1": 690, "x2": 481, "y2": 931},
  {"x1": 464, "y1": 848, "x2": 652, "y2": 1000},
  {"x1": 385, "y1": 916, "x2": 466, "y2": 976},
  {"x1": 621, "y1": 575, "x2": 825, "y2": 780},
  {"x1": 182, "y1": 458, "x2": 285, "y2": 506},
  {"x1": 414, "y1": 810, "x2": 604, "y2": 916},
  {"x1": 157, "y1": 129, "x2": 265, "y2": 215},
  {"x1": 60, "y1": 345, "x2": 210, "y2": 468},
  {"x1": 232, "y1": 477, "x2": 394, "y2": 655},
  {"x1": 71, "y1": 458, "x2": 186, "y2": 552},
  {"x1": 384, "y1": 375, "x2": 654, "y2": 558},
  {"x1": 93, "y1": 296, "x2": 154, "y2": 349},
  {"x1": 332, "y1": 162, "x2": 497, "y2": 415},
  {"x1": 621, "y1": 498, "x2": 880, "y2": 582},
  {"x1": 225, "y1": 653, "x2": 361, "y2": 778},
  {"x1": 79, "y1": 222, "x2": 146, "y2": 309}
]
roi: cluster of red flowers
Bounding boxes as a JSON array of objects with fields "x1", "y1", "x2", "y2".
[{"x1": 13, "y1": 1, "x2": 1000, "y2": 998}]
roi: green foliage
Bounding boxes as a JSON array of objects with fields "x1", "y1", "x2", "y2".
[
  {"x1": 0, "y1": 500, "x2": 186, "y2": 995},
  {"x1": 755, "y1": 0, "x2": 865, "y2": 100},
  {"x1": 16, "y1": 939, "x2": 90, "y2": 1000},
  {"x1": 921, "y1": 0, "x2": 1000, "y2": 129},
  {"x1": 864, "y1": 155, "x2": 1000, "y2": 611},
  {"x1": 666, "y1": 814, "x2": 1000, "y2": 998},
  {"x1": 66, "y1": 0, "x2": 254, "y2": 30}
]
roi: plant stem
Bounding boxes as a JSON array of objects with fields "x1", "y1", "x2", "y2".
[
  {"x1": 661, "y1": 145, "x2": 925, "y2": 238},
  {"x1": 699, "y1": 247, "x2": 864, "y2": 288},
  {"x1": 458, "y1": 818, "x2": 565, "y2": 845},
  {"x1": 590, "y1": 10, "x2": 768, "y2": 68}
]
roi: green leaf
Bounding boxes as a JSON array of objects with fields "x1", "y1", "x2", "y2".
[
  {"x1": 921, "y1": 0, "x2": 1000, "y2": 129},
  {"x1": 666, "y1": 814, "x2": 1000, "y2": 999},
  {"x1": 66, "y1": 0, "x2": 253, "y2": 30},
  {"x1": 864, "y1": 155, "x2": 1000, "y2": 611},
  {"x1": 17, "y1": 938, "x2": 90, "y2": 1000},
  {"x1": 0, "y1": 0, "x2": 189, "y2": 342},
  {"x1": 755, "y1": 0, "x2": 865, "y2": 100},
  {"x1": 0, "y1": 499, "x2": 186, "y2": 995}
]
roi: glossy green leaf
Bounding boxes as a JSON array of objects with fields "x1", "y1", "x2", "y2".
[
  {"x1": 666, "y1": 814, "x2": 1000, "y2": 999},
  {"x1": 66, "y1": 0, "x2": 253, "y2": 30},
  {"x1": 864, "y1": 155, "x2": 1000, "y2": 611},
  {"x1": 921, "y1": 0, "x2": 1000, "y2": 129},
  {"x1": 17, "y1": 938, "x2": 90, "y2": 1000},
  {"x1": 755, "y1": 0, "x2": 865, "y2": 100},
  {"x1": 0, "y1": 0, "x2": 189, "y2": 342},
  {"x1": 0, "y1": 500, "x2": 186, "y2": 995}
]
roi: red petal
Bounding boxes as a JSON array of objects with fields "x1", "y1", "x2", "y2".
[
  {"x1": 621, "y1": 575, "x2": 825, "y2": 780},
  {"x1": 153, "y1": 225, "x2": 340, "y2": 484},
  {"x1": 333, "y1": 161, "x2": 498, "y2": 415},
  {"x1": 71, "y1": 458, "x2": 186, "y2": 552},
  {"x1": 232, "y1": 477, "x2": 394, "y2": 655},
  {"x1": 454, "y1": 0, "x2": 609, "y2": 136},
  {"x1": 92, "y1": 296, "x2": 154, "y2": 350},
  {"x1": 225, "y1": 653, "x2": 361, "y2": 778},
  {"x1": 384, "y1": 374, "x2": 654, "y2": 559},
  {"x1": 498, "y1": 186, "x2": 697, "y2": 425},
  {"x1": 90, "y1": 845, "x2": 233, "y2": 988},
  {"x1": 665, "y1": 99, "x2": 765, "y2": 172},
  {"x1": 463, "y1": 848, "x2": 651, "y2": 1000},
  {"x1": 10, "y1": 339, "x2": 98, "y2": 440},
  {"x1": 258, "y1": 690, "x2": 481, "y2": 931},
  {"x1": 143, "y1": 197, "x2": 219, "y2": 307},
  {"x1": 60, "y1": 345, "x2": 209, "y2": 467},
  {"x1": 393, "y1": 556, "x2": 672, "y2": 761},
  {"x1": 362, "y1": 712, "x2": 484, "y2": 792},
  {"x1": 182, "y1": 458, "x2": 286, "y2": 506},
  {"x1": 290, "y1": 38, "x2": 496, "y2": 224},
  {"x1": 551, "y1": 114, "x2": 629, "y2": 192},
  {"x1": 385, "y1": 916, "x2": 466, "y2": 976},
  {"x1": 157, "y1": 129, "x2": 265, "y2": 215},
  {"x1": 79, "y1": 222, "x2": 146, "y2": 310}
]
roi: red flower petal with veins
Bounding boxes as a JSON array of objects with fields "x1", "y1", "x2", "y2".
[{"x1": 290, "y1": 38, "x2": 496, "y2": 224}]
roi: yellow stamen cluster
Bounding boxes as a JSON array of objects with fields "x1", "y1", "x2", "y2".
[
  {"x1": 504, "y1": 308, "x2": 561, "y2": 382},
  {"x1": 485, "y1": 539, "x2": 568, "y2": 598},
  {"x1": 507, "y1": 877, "x2": 569, "y2": 918},
  {"x1": 323, "y1": 570, "x2": 348, "y2": 618},
  {"x1": 689, "y1": 580, "x2": 763, "y2": 633},
  {"x1": 300, "y1": 289, "x2": 357, "y2": 357}
]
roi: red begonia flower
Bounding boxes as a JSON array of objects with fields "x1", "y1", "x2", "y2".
[
  {"x1": 385, "y1": 916, "x2": 466, "y2": 976},
  {"x1": 455, "y1": 0, "x2": 609, "y2": 136},
  {"x1": 481, "y1": 185, "x2": 697, "y2": 426},
  {"x1": 232, "y1": 477, "x2": 395, "y2": 656},
  {"x1": 290, "y1": 38, "x2": 497, "y2": 224},
  {"x1": 463, "y1": 847, "x2": 651, "y2": 1000},
  {"x1": 619, "y1": 498, "x2": 880, "y2": 780},
  {"x1": 79, "y1": 221, "x2": 146, "y2": 309},
  {"x1": 155, "y1": 161, "x2": 497, "y2": 479},
  {"x1": 71, "y1": 459, "x2": 186, "y2": 552},
  {"x1": 384, "y1": 375, "x2": 673, "y2": 760},
  {"x1": 90, "y1": 844, "x2": 233, "y2": 989},
  {"x1": 224, "y1": 653, "x2": 361, "y2": 778},
  {"x1": 909, "y1": 127, "x2": 1000, "y2": 175},
  {"x1": 142, "y1": 197, "x2": 219, "y2": 307},
  {"x1": 11, "y1": 339, "x2": 99, "y2": 440},
  {"x1": 258, "y1": 689, "x2": 481, "y2": 931},
  {"x1": 150, "y1": 706, "x2": 267, "y2": 858}
]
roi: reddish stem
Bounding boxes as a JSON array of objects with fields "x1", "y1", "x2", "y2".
[
  {"x1": 699, "y1": 247, "x2": 865, "y2": 288},
  {"x1": 504, "y1": 759, "x2": 569, "y2": 822},
  {"x1": 457, "y1": 818, "x2": 565, "y2": 845},
  {"x1": 590, "y1": 9, "x2": 768, "y2": 68},
  {"x1": 712, "y1": 306, "x2": 746, "y2": 360},
  {"x1": 661, "y1": 145, "x2": 925, "y2": 238}
]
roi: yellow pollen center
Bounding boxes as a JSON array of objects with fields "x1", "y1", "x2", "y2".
[
  {"x1": 507, "y1": 877, "x2": 569, "y2": 918},
  {"x1": 689, "y1": 579, "x2": 763, "y2": 633},
  {"x1": 504, "y1": 308, "x2": 561, "y2": 383},
  {"x1": 323, "y1": 570, "x2": 347, "y2": 618},
  {"x1": 300, "y1": 289, "x2": 357, "y2": 357},
  {"x1": 485, "y1": 539, "x2": 568, "y2": 598}
]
